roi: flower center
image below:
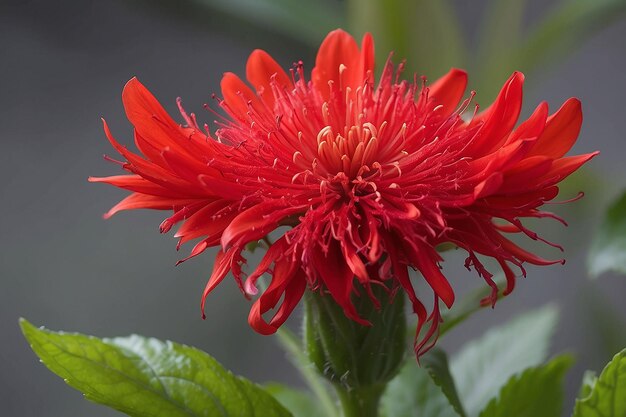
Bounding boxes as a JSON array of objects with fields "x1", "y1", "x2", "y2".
[
  {"x1": 314, "y1": 116, "x2": 406, "y2": 168},
  {"x1": 315, "y1": 122, "x2": 380, "y2": 179}
]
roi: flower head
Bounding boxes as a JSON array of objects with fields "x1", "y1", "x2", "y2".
[{"x1": 91, "y1": 29, "x2": 597, "y2": 356}]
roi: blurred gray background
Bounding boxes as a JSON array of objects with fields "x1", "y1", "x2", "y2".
[{"x1": 1, "y1": 1, "x2": 625, "y2": 416}]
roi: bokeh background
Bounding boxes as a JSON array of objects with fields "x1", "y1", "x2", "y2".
[{"x1": 1, "y1": 0, "x2": 625, "y2": 416}]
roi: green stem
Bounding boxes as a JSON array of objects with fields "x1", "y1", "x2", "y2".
[
  {"x1": 276, "y1": 327, "x2": 339, "y2": 417},
  {"x1": 258, "y1": 271, "x2": 338, "y2": 417},
  {"x1": 335, "y1": 384, "x2": 384, "y2": 417}
]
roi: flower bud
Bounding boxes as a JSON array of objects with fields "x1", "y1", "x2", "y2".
[{"x1": 304, "y1": 284, "x2": 406, "y2": 390}]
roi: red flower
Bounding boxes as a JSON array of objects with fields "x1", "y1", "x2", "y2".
[{"x1": 91, "y1": 29, "x2": 597, "y2": 356}]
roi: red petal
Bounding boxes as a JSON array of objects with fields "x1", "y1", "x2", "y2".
[
  {"x1": 312, "y1": 29, "x2": 360, "y2": 99},
  {"x1": 529, "y1": 98, "x2": 582, "y2": 159},
  {"x1": 350, "y1": 32, "x2": 375, "y2": 88},
  {"x1": 341, "y1": 242, "x2": 370, "y2": 283},
  {"x1": 176, "y1": 239, "x2": 210, "y2": 265},
  {"x1": 134, "y1": 130, "x2": 167, "y2": 167},
  {"x1": 469, "y1": 72, "x2": 524, "y2": 155},
  {"x1": 244, "y1": 237, "x2": 288, "y2": 295},
  {"x1": 104, "y1": 193, "x2": 197, "y2": 218},
  {"x1": 385, "y1": 234, "x2": 428, "y2": 321},
  {"x1": 246, "y1": 49, "x2": 291, "y2": 108},
  {"x1": 159, "y1": 201, "x2": 205, "y2": 233},
  {"x1": 537, "y1": 152, "x2": 599, "y2": 186},
  {"x1": 122, "y1": 78, "x2": 177, "y2": 141},
  {"x1": 201, "y1": 248, "x2": 236, "y2": 316},
  {"x1": 499, "y1": 236, "x2": 562, "y2": 266},
  {"x1": 505, "y1": 101, "x2": 549, "y2": 145},
  {"x1": 88, "y1": 175, "x2": 183, "y2": 198},
  {"x1": 160, "y1": 148, "x2": 215, "y2": 185},
  {"x1": 474, "y1": 172, "x2": 503, "y2": 199},
  {"x1": 197, "y1": 174, "x2": 251, "y2": 200},
  {"x1": 269, "y1": 274, "x2": 307, "y2": 327},
  {"x1": 312, "y1": 240, "x2": 369, "y2": 326},
  {"x1": 220, "y1": 72, "x2": 260, "y2": 120},
  {"x1": 499, "y1": 260, "x2": 517, "y2": 295},
  {"x1": 480, "y1": 186, "x2": 559, "y2": 209},
  {"x1": 428, "y1": 68, "x2": 468, "y2": 117},
  {"x1": 414, "y1": 248, "x2": 455, "y2": 308},
  {"x1": 220, "y1": 201, "x2": 304, "y2": 249},
  {"x1": 466, "y1": 135, "x2": 532, "y2": 180},
  {"x1": 174, "y1": 200, "x2": 235, "y2": 245},
  {"x1": 101, "y1": 119, "x2": 199, "y2": 194},
  {"x1": 122, "y1": 78, "x2": 193, "y2": 156},
  {"x1": 248, "y1": 258, "x2": 303, "y2": 335},
  {"x1": 498, "y1": 156, "x2": 553, "y2": 194},
  {"x1": 415, "y1": 296, "x2": 443, "y2": 357}
]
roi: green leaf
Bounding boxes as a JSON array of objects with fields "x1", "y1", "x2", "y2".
[
  {"x1": 20, "y1": 319, "x2": 292, "y2": 417},
  {"x1": 578, "y1": 370, "x2": 598, "y2": 399},
  {"x1": 265, "y1": 384, "x2": 325, "y2": 417},
  {"x1": 381, "y1": 358, "x2": 461, "y2": 417},
  {"x1": 422, "y1": 349, "x2": 467, "y2": 417},
  {"x1": 450, "y1": 305, "x2": 559, "y2": 417},
  {"x1": 347, "y1": 0, "x2": 465, "y2": 77},
  {"x1": 478, "y1": 355, "x2": 573, "y2": 417},
  {"x1": 513, "y1": 0, "x2": 626, "y2": 76},
  {"x1": 573, "y1": 348, "x2": 626, "y2": 417},
  {"x1": 589, "y1": 191, "x2": 626, "y2": 277}
]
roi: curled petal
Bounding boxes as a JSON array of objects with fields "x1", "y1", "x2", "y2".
[
  {"x1": 248, "y1": 260, "x2": 304, "y2": 335},
  {"x1": 244, "y1": 237, "x2": 289, "y2": 295},
  {"x1": 221, "y1": 201, "x2": 305, "y2": 249}
]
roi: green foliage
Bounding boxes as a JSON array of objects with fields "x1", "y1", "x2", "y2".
[
  {"x1": 579, "y1": 370, "x2": 599, "y2": 399},
  {"x1": 20, "y1": 319, "x2": 292, "y2": 417},
  {"x1": 589, "y1": 191, "x2": 626, "y2": 277},
  {"x1": 573, "y1": 349, "x2": 626, "y2": 417},
  {"x1": 186, "y1": 0, "x2": 343, "y2": 45},
  {"x1": 422, "y1": 349, "x2": 467, "y2": 417},
  {"x1": 134, "y1": 0, "x2": 626, "y2": 102},
  {"x1": 450, "y1": 305, "x2": 559, "y2": 417},
  {"x1": 478, "y1": 355, "x2": 573, "y2": 417},
  {"x1": 265, "y1": 384, "x2": 324, "y2": 417},
  {"x1": 381, "y1": 358, "x2": 461, "y2": 417},
  {"x1": 347, "y1": 0, "x2": 465, "y2": 77},
  {"x1": 473, "y1": 0, "x2": 528, "y2": 100},
  {"x1": 513, "y1": 0, "x2": 626, "y2": 74}
]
